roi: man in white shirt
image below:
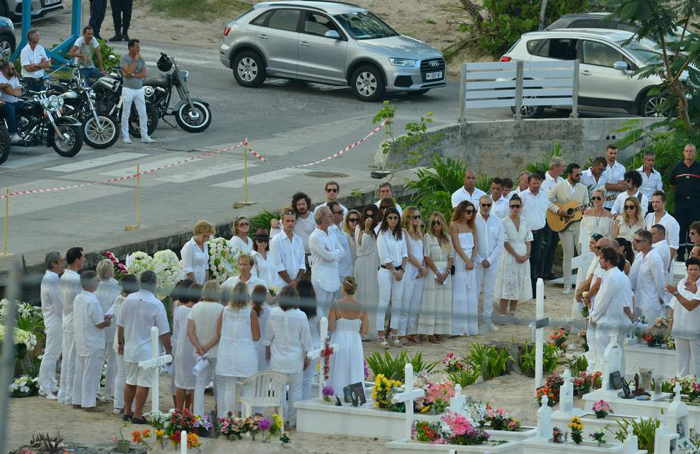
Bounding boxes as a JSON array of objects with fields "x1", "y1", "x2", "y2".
[
  {"x1": 58, "y1": 247, "x2": 85, "y2": 406},
  {"x1": 489, "y1": 178, "x2": 508, "y2": 219},
  {"x1": 611, "y1": 171, "x2": 648, "y2": 216},
  {"x1": 314, "y1": 181, "x2": 348, "y2": 218},
  {"x1": 667, "y1": 257, "x2": 700, "y2": 377},
  {"x1": 68, "y1": 25, "x2": 104, "y2": 82},
  {"x1": 451, "y1": 169, "x2": 487, "y2": 208},
  {"x1": 520, "y1": 173, "x2": 550, "y2": 295},
  {"x1": 291, "y1": 192, "x2": 315, "y2": 254},
  {"x1": 38, "y1": 252, "x2": 66, "y2": 399},
  {"x1": 514, "y1": 171, "x2": 530, "y2": 196},
  {"x1": 269, "y1": 209, "x2": 306, "y2": 290},
  {"x1": 651, "y1": 224, "x2": 672, "y2": 272},
  {"x1": 73, "y1": 271, "x2": 112, "y2": 410},
  {"x1": 603, "y1": 145, "x2": 627, "y2": 210},
  {"x1": 475, "y1": 195, "x2": 504, "y2": 332},
  {"x1": 375, "y1": 182, "x2": 403, "y2": 216},
  {"x1": 309, "y1": 205, "x2": 343, "y2": 318},
  {"x1": 644, "y1": 191, "x2": 680, "y2": 262},
  {"x1": 630, "y1": 230, "x2": 667, "y2": 323},
  {"x1": 541, "y1": 157, "x2": 566, "y2": 280},
  {"x1": 329, "y1": 201, "x2": 354, "y2": 280},
  {"x1": 581, "y1": 156, "x2": 608, "y2": 198},
  {"x1": 221, "y1": 254, "x2": 266, "y2": 293},
  {"x1": 0, "y1": 61, "x2": 25, "y2": 144},
  {"x1": 117, "y1": 270, "x2": 171, "y2": 423},
  {"x1": 637, "y1": 151, "x2": 663, "y2": 211},
  {"x1": 20, "y1": 29, "x2": 51, "y2": 92}
]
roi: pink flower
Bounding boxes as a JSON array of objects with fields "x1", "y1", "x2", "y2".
[{"x1": 442, "y1": 411, "x2": 474, "y2": 436}]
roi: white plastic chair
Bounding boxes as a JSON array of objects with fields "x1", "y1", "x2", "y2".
[{"x1": 239, "y1": 371, "x2": 288, "y2": 421}]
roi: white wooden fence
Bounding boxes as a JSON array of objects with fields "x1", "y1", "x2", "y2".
[{"x1": 458, "y1": 60, "x2": 579, "y2": 121}]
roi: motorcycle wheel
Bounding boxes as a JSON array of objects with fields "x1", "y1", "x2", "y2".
[
  {"x1": 0, "y1": 124, "x2": 8, "y2": 165},
  {"x1": 83, "y1": 115, "x2": 119, "y2": 149},
  {"x1": 49, "y1": 124, "x2": 83, "y2": 157},
  {"x1": 175, "y1": 101, "x2": 212, "y2": 133},
  {"x1": 128, "y1": 108, "x2": 158, "y2": 138}
]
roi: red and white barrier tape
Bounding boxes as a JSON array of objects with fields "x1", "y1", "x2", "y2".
[
  {"x1": 294, "y1": 120, "x2": 387, "y2": 168},
  {"x1": 247, "y1": 147, "x2": 266, "y2": 162},
  {"x1": 1, "y1": 139, "x2": 248, "y2": 199}
]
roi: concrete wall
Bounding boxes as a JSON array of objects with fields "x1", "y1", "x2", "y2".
[{"x1": 376, "y1": 117, "x2": 656, "y2": 176}]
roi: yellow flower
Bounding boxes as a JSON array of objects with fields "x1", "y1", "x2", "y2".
[{"x1": 155, "y1": 429, "x2": 165, "y2": 439}]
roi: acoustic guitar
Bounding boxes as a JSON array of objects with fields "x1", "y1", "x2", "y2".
[{"x1": 547, "y1": 201, "x2": 585, "y2": 232}]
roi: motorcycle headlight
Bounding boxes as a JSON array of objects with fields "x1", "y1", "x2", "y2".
[
  {"x1": 179, "y1": 70, "x2": 189, "y2": 83},
  {"x1": 144, "y1": 86, "x2": 155, "y2": 98},
  {"x1": 47, "y1": 95, "x2": 64, "y2": 111}
]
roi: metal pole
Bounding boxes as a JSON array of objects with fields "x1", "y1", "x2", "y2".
[
  {"x1": 458, "y1": 64, "x2": 466, "y2": 123},
  {"x1": 0, "y1": 258, "x2": 21, "y2": 454},
  {"x1": 514, "y1": 61, "x2": 524, "y2": 121},
  {"x1": 538, "y1": 0, "x2": 548, "y2": 30},
  {"x1": 243, "y1": 145, "x2": 249, "y2": 204},
  {"x1": 1, "y1": 188, "x2": 9, "y2": 256},
  {"x1": 570, "y1": 60, "x2": 580, "y2": 119}
]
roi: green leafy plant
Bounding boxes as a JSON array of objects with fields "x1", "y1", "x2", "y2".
[
  {"x1": 366, "y1": 351, "x2": 438, "y2": 381},
  {"x1": 518, "y1": 343, "x2": 560, "y2": 377},
  {"x1": 467, "y1": 343, "x2": 512, "y2": 380},
  {"x1": 406, "y1": 155, "x2": 468, "y2": 220},
  {"x1": 249, "y1": 210, "x2": 279, "y2": 234},
  {"x1": 526, "y1": 142, "x2": 563, "y2": 176},
  {"x1": 613, "y1": 417, "x2": 660, "y2": 453},
  {"x1": 448, "y1": 366, "x2": 481, "y2": 387}
]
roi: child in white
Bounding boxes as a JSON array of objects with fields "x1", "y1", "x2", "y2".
[
  {"x1": 95, "y1": 259, "x2": 121, "y2": 401},
  {"x1": 73, "y1": 271, "x2": 112, "y2": 409},
  {"x1": 173, "y1": 290, "x2": 197, "y2": 411},
  {"x1": 112, "y1": 274, "x2": 139, "y2": 414},
  {"x1": 214, "y1": 282, "x2": 260, "y2": 418},
  {"x1": 263, "y1": 286, "x2": 311, "y2": 427}
]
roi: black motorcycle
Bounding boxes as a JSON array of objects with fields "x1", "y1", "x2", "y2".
[
  {"x1": 0, "y1": 122, "x2": 9, "y2": 165},
  {"x1": 8, "y1": 90, "x2": 83, "y2": 157},
  {"x1": 92, "y1": 71, "x2": 159, "y2": 138},
  {"x1": 141, "y1": 53, "x2": 212, "y2": 134}
]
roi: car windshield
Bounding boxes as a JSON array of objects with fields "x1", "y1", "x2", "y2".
[
  {"x1": 619, "y1": 38, "x2": 662, "y2": 66},
  {"x1": 334, "y1": 11, "x2": 398, "y2": 40}
]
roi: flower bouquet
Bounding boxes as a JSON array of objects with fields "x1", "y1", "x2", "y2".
[
  {"x1": 573, "y1": 371, "x2": 602, "y2": 397},
  {"x1": 218, "y1": 413, "x2": 247, "y2": 441},
  {"x1": 372, "y1": 374, "x2": 404, "y2": 412},
  {"x1": 207, "y1": 237, "x2": 239, "y2": 284},
  {"x1": 536, "y1": 374, "x2": 564, "y2": 406},
  {"x1": 322, "y1": 385, "x2": 334, "y2": 403},
  {"x1": 152, "y1": 250, "x2": 184, "y2": 299},
  {"x1": 592, "y1": 400, "x2": 612, "y2": 418},
  {"x1": 569, "y1": 417, "x2": 584, "y2": 444},
  {"x1": 126, "y1": 251, "x2": 153, "y2": 276},
  {"x1": 552, "y1": 427, "x2": 564, "y2": 444},
  {"x1": 483, "y1": 405, "x2": 521, "y2": 431},
  {"x1": 9, "y1": 375, "x2": 38, "y2": 397},
  {"x1": 440, "y1": 411, "x2": 490, "y2": 445},
  {"x1": 419, "y1": 380, "x2": 455, "y2": 415},
  {"x1": 442, "y1": 353, "x2": 467, "y2": 373},
  {"x1": 103, "y1": 250, "x2": 128, "y2": 279},
  {"x1": 549, "y1": 327, "x2": 570, "y2": 349},
  {"x1": 415, "y1": 420, "x2": 441, "y2": 442}
]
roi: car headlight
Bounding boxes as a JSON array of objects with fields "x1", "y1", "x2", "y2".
[{"x1": 389, "y1": 57, "x2": 418, "y2": 68}]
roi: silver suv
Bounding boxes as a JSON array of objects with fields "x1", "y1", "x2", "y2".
[
  {"x1": 219, "y1": 1, "x2": 446, "y2": 101},
  {"x1": 503, "y1": 29, "x2": 667, "y2": 116}
]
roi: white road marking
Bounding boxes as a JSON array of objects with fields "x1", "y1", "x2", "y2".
[
  {"x1": 211, "y1": 168, "x2": 306, "y2": 189},
  {"x1": 159, "y1": 161, "x2": 257, "y2": 183},
  {"x1": 99, "y1": 156, "x2": 193, "y2": 178},
  {"x1": 46, "y1": 152, "x2": 148, "y2": 172},
  {"x1": 2, "y1": 149, "x2": 99, "y2": 169}
]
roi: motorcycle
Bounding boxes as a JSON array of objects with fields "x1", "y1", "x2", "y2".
[
  {"x1": 8, "y1": 90, "x2": 83, "y2": 157},
  {"x1": 54, "y1": 67, "x2": 119, "y2": 149},
  {"x1": 141, "y1": 53, "x2": 212, "y2": 134},
  {"x1": 92, "y1": 71, "x2": 159, "y2": 138},
  {"x1": 0, "y1": 122, "x2": 9, "y2": 165}
]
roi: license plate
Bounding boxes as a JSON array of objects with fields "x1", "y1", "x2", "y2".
[{"x1": 425, "y1": 71, "x2": 443, "y2": 81}]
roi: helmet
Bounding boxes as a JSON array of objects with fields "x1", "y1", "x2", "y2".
[{"x1": 157, "y1": 54, "x2": 173, "y2": 72}]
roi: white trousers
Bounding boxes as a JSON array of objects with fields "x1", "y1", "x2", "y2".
[
  {"x1": 38, "y1": 316, "x2": 62, "y2": 395},
  {"x1": 79, "y1": 350, "x2": 105, "y2": 408},
  {"x1": 216, "y1": 375, "x2": 245, "y2": 419},
  {"x1": 283, "y1": 371, "x2": 303, "y2": 428},
  {"x1": 58, "y1": 318, "x2": 76, "y2": 404},
  {"x1": 400, "y1": 267, "x2": 424, "y2": 336},
  {"x1": 452, "y1": 269, "x2": 478, "y2": 336},
  {"x1": 302, "y1": 357, "x2": 319, "y2": 400},
  {"x1": 477, "y1": 262, "x2": 498, "y2": 323},
  {"x1": 559, "y1": 223, "x2": 580, "y2": 288},
  {"x1": 120, "y1": 86, "x2": 148, "y2": 139},
  {"x1": 102, "y1": 342, "x2": 117, "y2": 397},
  {"x1": 312, "y1": 284, "x2": 338, "y2": 321},
  {"x1": 114, "y1": 352, "x2": 126, "y2": 410},
  {"x1": 377, "y1": 268, "x2": 405, "y2": 334},
  {"x1": 193, "y1": 357, "x2": 219, "y2": 418},
  {"x1": 676, "y1": 338, "x2": 700, "y2": 377}
]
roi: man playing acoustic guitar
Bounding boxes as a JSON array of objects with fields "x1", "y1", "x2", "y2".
[{"x1": 548, "y1": 163, "x2": 590, "y2": 294}]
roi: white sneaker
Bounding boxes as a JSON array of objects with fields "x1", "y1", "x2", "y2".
[
  {"x1": 563, "y1": 286, "x2": 572, "y2": 295},
  {"x1": 487, "y1": 322, "x2": 499, "y2": 332},
  {"x1": 123, "y1": 136, "x2": 132, "y2": 144},
  {"x1": 141, "y1": 136, "x2": 155, "y2": 144},
  {"x1": 9, "y1": 133, "x2": 21, "y2": 144},
  {"x1": 39, "y1": 391, "x2": 58, "y2": 400}
]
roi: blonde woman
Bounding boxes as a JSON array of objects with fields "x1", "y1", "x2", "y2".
[
  {"x1": 95, "y1": 259, "x2": 121, "y2": 401},
  {"x1": 214, "y1": 282, "x2": 260, "y2": 418},
  {"x1": 579, "y1": 188, "x2": 613, "y2": 251},
  {"x1": 401, "y1": 206, "x2": 426, "y2": 343},
  {"x1": 418, "y1": 212, "x2": 454, "y2": 342},
  {"x1": 181, "y1": 220, "x2": 214, "y2": 285},
  {"x1": 354, "y1": 205, "x2": 380, "y2": 340},
  {"x1": 229, "y1": 216, "x2": 254, "y2": 257},
  {"x1": 329, "y1": 277, "x2": 367, "y2": 395},
  {"x1": 612, "y1": 196, "x2": 645, "y2": 242},
  {"x1": 450, "y1": 201, "x2": 479, "y2": 336}
]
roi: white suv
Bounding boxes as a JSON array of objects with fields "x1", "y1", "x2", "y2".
[{"x1": 502, "y1": 28, "x2": 666, "y2": 117}]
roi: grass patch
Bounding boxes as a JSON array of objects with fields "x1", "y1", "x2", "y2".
[{"x1": 151, "y1": 0, "x2": 251, "y2": 22}]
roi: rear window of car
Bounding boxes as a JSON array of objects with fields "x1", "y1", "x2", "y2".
[
  {"x1": 527, "y1": 39, "x2": 548, "y2": 56},
  {"x1": 528, "y1": 38, "x2": 578, "y2": 60}
]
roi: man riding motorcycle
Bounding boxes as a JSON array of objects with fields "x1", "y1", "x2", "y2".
[
  {"x1": 0, "y1": 61, "x2": 25, "y2": 144},
  {"x1": 68, "y1": 25, "x2": 105, "y2": 84}
]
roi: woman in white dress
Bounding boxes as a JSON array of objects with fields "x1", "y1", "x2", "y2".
[
  {"x1": 376, "y1": 208, "x2": 408, "y2": 347},
  {"x1": 181, "y1": 220, "x2": 214, "y2": 285},
  {"x1": 402, "y1": 206, "x2": 426, "y2": 343},
  {"x1": 95, "y1": 259, "x2": 121, "y2": 401},
  {"x1": 329, "y1": 277, "x2": 367, "y2": 397},
  {"x1": 173, "y1": 286, "x2": 197, "y2": 411},
  {"x1": 252, "y1": 228, "x2": 275, "y2": 287},
  {"x1": 418, "y1": 212, "x2": 454, "y2": 342},
  {"x1": 354, "y1": 205, "x2": 380, "y2": 340},
  {"x1": 611, "y1": 196, "x2": 644, "y2": 242},
  {"x1": 450, "y1": 201, "x2": 479, "y2": 336},
  {"x1": 214, "y1": 282, "x2": 260, "y2": 418},
  {"x1": 495, "y1": 194, "x2": 533, "y2": 315},
  {"x1": 668, "y1": 258, "x2": 700, "y2": 377},
  {"x1": 229, "y1": 216, "x2": 254, "y2": 257},
  {"x1": 111, "y1": 274, "x2": 139, "y2": 415},
  {"x1": 579, "y1": 189, "x2": 613, "y2": 251}
]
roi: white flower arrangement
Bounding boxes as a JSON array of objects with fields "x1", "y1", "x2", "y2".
[
  {"x1": 126, "y1": 251, "x2": 154, "y2": 276},
  {"x1": 207, "y1": 237, "x2": 239, "y2": 284},
  {"x1": 0, "y1": 326, "x2": 37, "y2": 351},
  {"x1": 9, "y1": 375, "x2": 39, "y2": 397},
  {"x1": 0, "y1": 299, "x2": 42, "y2": 324},
  {"x1": 152, "y1": 249, "x2": 184, "y2": 299}
]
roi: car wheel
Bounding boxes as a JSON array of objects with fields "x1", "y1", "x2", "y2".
[
  {"x1": 639, "y1": 92, "x2": 666, "y2": 117},
  {"x1": 351, "y1": 65, "x2": 385, "y2": 102},
  {"x1": 233, "y1": 51, "x2": 266, "y2": 88},
  {"x1": 0, "y1": 32, "x2": 15, "y2": 62},
  {"x1": 511, "y1": 105, "x2": 544, "y2": 118}
]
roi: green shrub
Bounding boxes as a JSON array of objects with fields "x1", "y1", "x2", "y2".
[
  {"x1": 366, "y1": 351, "x2": 439, "y2": 382},
  {"x1": 448, "y1": 367, "x2": 481, "y2": 387},
  {"x1": 249, "y1": 210, "x2": 279, "y2": 234},
  {"x1": 406, "y1": 155, "x2": 467, "y2": 220},
  {"x1": 614, "y1": 418, "x2": 660, "y2": 453},
  {"x1": 562, "y1": 353, "x2": 588, "y2": 376},
  {"x1": 518, "y1": 343, "x2": 560, "y2": 377},
  {"x1": 467, "y1": 343, "x2": 512, "y2": 380}
]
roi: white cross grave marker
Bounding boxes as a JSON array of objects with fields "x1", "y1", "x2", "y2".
[
  {"x1": 138, "y1": 326, "x2": 172, "y2": 419},
  {"x1": 180, "y1": 430, "x2": 187, "y2": 454},
  {"x1": 449, "y1": 384, "x2": 467, "y2": 418},
  {"x1": 623, "y1": 435, "x2": 639, "y2": 454},
  {"x1": 306, "y1": 317, "x2": 338, "y2": 400},
  {"x1": 392, "y1": 363, "x2": 426, "y2": 441},
  {"x1": 534, "y1": 278, "x2": 547, "y2": 391},
  {"x1": 559, "y1": 369, "x2": 574, "y2": 415}
]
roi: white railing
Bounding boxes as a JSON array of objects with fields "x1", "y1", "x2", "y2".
[{"x1": 458, "y1": 60, "x2": 579, "y2": 121}]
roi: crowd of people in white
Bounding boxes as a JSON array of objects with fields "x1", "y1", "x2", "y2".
[{"x1": 32, "y1": 144, "x2": 700, "y2": 428}]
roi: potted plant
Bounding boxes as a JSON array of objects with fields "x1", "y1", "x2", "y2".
[
  {"x1": 592, "y1": 400, "x2": 612, "y2": 419},
  {"x1": 591, "y1": 431, "x2": 607, "y2": 447},
  {"x1": 569, "y1": 417, "x2": 584, "y2": 444}
]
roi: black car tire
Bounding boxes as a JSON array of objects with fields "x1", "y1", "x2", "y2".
[
  {"x1": 0, "y1": 122, "x2": 8, "y2": 165},
  {"x1": 233, "y1": 51, "x2": 266, "y2": 88},
  {"x1": 350, "y1": 65, "x2": 385, "y2": 102},
  {"x1": 638, "y1": 91, "x2": 666, "y2": 117}
]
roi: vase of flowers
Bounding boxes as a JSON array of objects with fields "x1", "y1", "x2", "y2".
[
  {"x1": 592, "y1": 400, "x2": 612, "y2": 419},
  {"x1": 322, "y1": 385, "x2": 334, "y2": 403},
  {"x1": 569, "y1": 417, "x2": 583, "y2": 444},
  {"x1": 552, "y1": 427, "x2": 564, "y2": 444}
]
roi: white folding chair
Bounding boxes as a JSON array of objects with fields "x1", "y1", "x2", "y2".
[{"x1": 239, "y1": 371, "x2": 288, "y2": 421}]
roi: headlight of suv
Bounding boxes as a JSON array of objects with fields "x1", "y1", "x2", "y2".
[{"x1": 389, "y1": 57, "x2": 418, "y2": 68}]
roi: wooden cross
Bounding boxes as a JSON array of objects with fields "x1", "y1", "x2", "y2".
[
  {"x1": 306, "y1": 317, "x2": 338, "y2": 400},
  {"x1": 138, "y1": 326, "x2": 172, "y2": 419},
  {"x1": 392, "y1": 363, "x2": 425, "y2": 441}
]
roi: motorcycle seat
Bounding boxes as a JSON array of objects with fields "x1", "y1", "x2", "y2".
[{"x1": 144, "y1": 78, "x2": 168, "y2": 88}]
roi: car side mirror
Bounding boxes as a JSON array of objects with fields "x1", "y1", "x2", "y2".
[
  {"x1": 613, "y1": 61, "x2": 629, "y2": 71},
  {"x1": 324, "y1": 30, "x2": 341, "y2": 40}
]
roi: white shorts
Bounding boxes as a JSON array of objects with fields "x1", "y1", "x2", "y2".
[{"x1": 125, "y1": 362, "x2": 153, "y2": 388}]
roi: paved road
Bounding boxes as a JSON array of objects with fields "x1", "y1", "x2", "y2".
[{"x1": 1, "y1": 14, "x2": 632, "y2": 264}]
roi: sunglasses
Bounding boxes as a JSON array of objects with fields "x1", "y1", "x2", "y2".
[
  {"x1": 624, "y1": 205, "x2": 636, "y2": 210},
  {"x1": 510, "y1": 204, "x2": 521, "y2": 209},
  {"x1": 481, "y1": 203, "x2": 492, "y2": 207},
  {"x1": 238, "y1": 222, "x2": 249, "y2": 226},
  {"x1": 431, "y1": 221, "x2": 441, "y2": 226},
  {"x1": 591, "y1": 196, "x2": 602, "y2": 201},
  {"x1": 465, "y1": 209, "x2": 475, "y2": 214},
  {"x1": 387, "y1": 216, "x2": 399, "y2": 220},
  {"x1": 326, "y1": 188, "x2": 338, "y2": 193},
  {"x1": 364, "y1": 214, "x2": 374, "y2": 219},
  {"x1": 412, "y1": 215, "x2": 421, "y2": 220},
  {"x1": 348, "y1": 217, "x2": 360, "y2": 223}
]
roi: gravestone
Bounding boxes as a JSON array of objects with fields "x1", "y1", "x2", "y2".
[
  {"x1": 391, "y1": 363, "x2": 426, "y2": 441},
  {"x1": 536, "y1": 395, "x2": 553, "y2": 441},
  {"x1": 138, "y1": 326, "x2": 172, "y2": 419},
  {"x1": 449, "y1": 384, "x2": 468, "y2": 418}
]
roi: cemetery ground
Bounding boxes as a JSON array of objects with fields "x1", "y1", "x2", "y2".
[{"x1": 7, "y1": 283, "x2": 574, "y2": 453}]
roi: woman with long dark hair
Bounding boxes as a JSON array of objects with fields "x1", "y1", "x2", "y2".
[
  {"x1": 450, "y1": 201, "x2": 479, "y2": 336},
  {"x1": 355, "y1": 205, "x2": 380, "y2": 339},
  {"x1": 376, "y1": 207, "x2": 407, "y2": 347}
]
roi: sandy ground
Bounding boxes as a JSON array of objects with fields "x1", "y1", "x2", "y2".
[{"x1": 8, "y1": 281, "x2": 580, "y2": 452}]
